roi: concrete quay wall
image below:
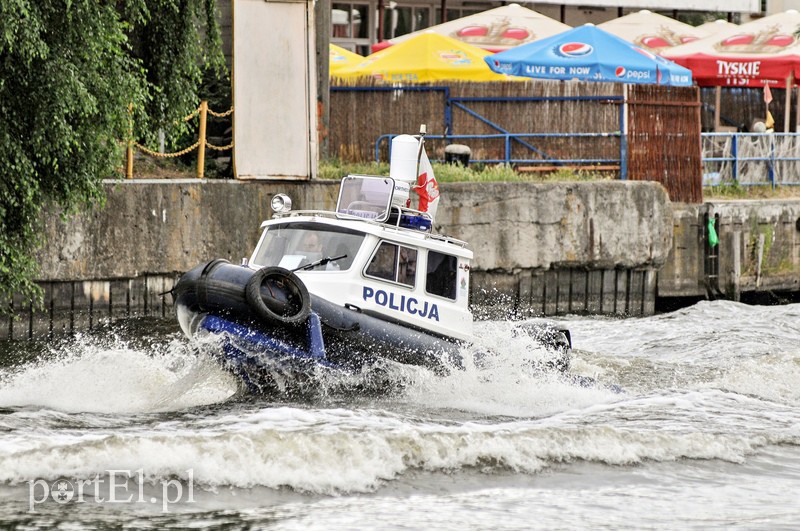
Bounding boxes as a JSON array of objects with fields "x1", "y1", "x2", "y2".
[
  {"x1": 6, "y1": 179, "x2": 798, "y2": 338},
  {"x1": 33, "y1": 179, "x2": 672, "y2": 280},
  {"x1": 659, "y1": 200, "x2": 800, "y2": 301}
]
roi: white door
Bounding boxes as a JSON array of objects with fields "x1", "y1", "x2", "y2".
[{"x1": 233, "y1": 0, "x2": 318, "y2": 179}]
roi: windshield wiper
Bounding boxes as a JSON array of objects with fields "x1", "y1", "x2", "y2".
[{"x1": 292, "y1": 254, "x2": 347, "y2": 272}]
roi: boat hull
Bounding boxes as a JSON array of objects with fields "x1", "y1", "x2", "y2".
[
  {"x1": 173, "y1": 260, "x2": 466, "y2": 392},
  {"x1": 173, "y1": 260, "x2": 572, "y2": 393}
]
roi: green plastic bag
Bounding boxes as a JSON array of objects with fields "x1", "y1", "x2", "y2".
[{"x1": 707, "y1": 218, "x2": 719, "y2": 248}]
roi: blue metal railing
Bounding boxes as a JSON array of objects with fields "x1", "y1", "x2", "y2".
[
  {"x1": 375, "y1": 132, "x2": 626, "y2": 178},
  {"x1": 373, "y1": 130, "x2": 800, "y2": 187},
  {"x1": 701, "y1": 132, "x2": 800, "y2": 187}
]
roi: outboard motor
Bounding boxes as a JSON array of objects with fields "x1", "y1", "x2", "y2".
[{"x1": 511, "y1": 322, "x2": 572, "y2": 373}]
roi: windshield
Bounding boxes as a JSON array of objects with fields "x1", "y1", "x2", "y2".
[
  {"x1": 251, "y1": 222, "x2": 366, "y2": 271},
  {"x1": 336, "y1": 175, "x2": 394, "y2": 221}
]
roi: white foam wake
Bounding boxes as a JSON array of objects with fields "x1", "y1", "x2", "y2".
[
  {"x1": 0, "y1": 405, "x2": 788, "y2": 494},
  {"x1": 0, "y1": 334, "x2": 237, "y2": 414}
]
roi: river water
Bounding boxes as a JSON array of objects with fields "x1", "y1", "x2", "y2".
[{"x1": 0, "y1": 300, "x2": 799, "y2": 529}]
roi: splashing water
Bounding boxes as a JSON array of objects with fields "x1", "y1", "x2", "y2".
[
  {"x1": 0, "y1": 331, "x2": 238, "y2": 414},
  {"x1": 396, "y1": 320, "x2": 621, "y2": 418}
]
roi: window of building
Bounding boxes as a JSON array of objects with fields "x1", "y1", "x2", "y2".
[
  {"x1": 383, "y1": 4, "x2": 432, "y2": 39},
  {"x1": 425, "y1": 251, "x2": 457, "y2": 300},
  {"x1": 332, "y1": 3, "x2": 370, "y2": 40}
]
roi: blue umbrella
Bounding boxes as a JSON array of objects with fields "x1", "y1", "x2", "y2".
[{"x1": 484, "y1": 23, "x2": 692, "y2": 86}]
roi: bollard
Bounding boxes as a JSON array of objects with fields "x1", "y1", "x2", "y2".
[
  {"x1": 126, "y1": 144, "x2": 134, "y2": 179},
  {"x1": 197, "y1": 101, "x2": 208, "y2": 178},
  {"x1": 444, "y1": 144, "x2": 471, "y2": 166}
]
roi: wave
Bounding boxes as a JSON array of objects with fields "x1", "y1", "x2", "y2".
[
  {"x1": 395, "y1": 320, "x2": 623, "y2": 418},
  {"x1": 1, "y1": 391, "x2": 797, "y2": 495},
  {"x1": 561, "y1": 300, "x2": 800, "y2": 362},
  {"x1": 0, "y1": 333, "x2": 238, "y2": 414}
]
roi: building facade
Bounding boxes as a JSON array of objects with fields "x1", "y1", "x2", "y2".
[
  {"x1": 217, "y1": 0, "x2": 800, "y2": 61},
  {"x1": 327, "y1": 0, "x2": 765, "y2": 55}
]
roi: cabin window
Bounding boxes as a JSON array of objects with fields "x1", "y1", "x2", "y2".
[
  {"x1": 425, "y1": 251, "x2": 457, "y2": 300},
  {"x1": 365, "y1": 242, "x2": 417, "y2": 287},
  {"x1": 251, "y1": 223, "x2": 365, "y2": 271}
]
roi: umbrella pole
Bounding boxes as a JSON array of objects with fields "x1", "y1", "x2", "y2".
[
  {"x1": 796, "y1": 83, "x2": 800, "y2": 133},
  {"x1": 714, "y1": 86, "x2": 722, "y2": 131},
  {"x1": 785, "y1": 74, "x2": 793, "y2": 133}
]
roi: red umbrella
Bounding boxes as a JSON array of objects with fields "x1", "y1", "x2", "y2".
[
  {"x1": 696, "y1": 19, "x2": 738, "y2": 37},
  {"x1": 662, "y1": 10, "x2": 800, "y2": 88},
  {"x1": 663, "y1": 10, "x2": 800, "y2": 131}
]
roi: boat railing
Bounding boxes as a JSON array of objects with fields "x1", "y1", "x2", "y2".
[
  {"x1": 269, "y1": 207, "x2": 469, "y2": 247},
  {"x1": 425, "y1": 233, "x2": 469, "y2": 248},
  {"x1": 272, "y1": 209, "x2": 337, "y2": 219}
]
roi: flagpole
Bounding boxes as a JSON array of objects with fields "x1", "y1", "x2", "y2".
[{"x1": 414, "y1": 123, "x2": 427, "y2": 189}]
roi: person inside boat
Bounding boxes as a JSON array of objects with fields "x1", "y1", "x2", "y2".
[
  {"x1": 299, "y1": 230, "x2": 341, "y2": 270},
  {"x1": 301, "y1": 231, "x2": 322, "y2": 253},
  {"x1": 298, "y1": 231, "x2": 324, "y2": 263}
]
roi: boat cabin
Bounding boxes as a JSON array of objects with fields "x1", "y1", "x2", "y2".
[{"x1": 247, "y1": 175, "x2": 474, "y2": 341}]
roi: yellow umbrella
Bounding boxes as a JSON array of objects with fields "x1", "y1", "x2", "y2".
[
  {"x1": 332, "y1": 31, "x2": 518, "y2": 83},
  {"x1": 330, "y1": 44, "x2": 363, "y2": 74}
]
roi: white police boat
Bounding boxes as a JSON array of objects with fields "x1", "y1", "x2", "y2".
[{"x1": 173, "y1": 133, "x2": 572, "y2": 393}]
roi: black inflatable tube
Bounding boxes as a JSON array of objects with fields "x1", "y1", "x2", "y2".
[
  {"x1": 174, "y1": 260, "x2": 310, "y2": 327},
  {"x1": 174, "y1": 259, "x2": 464, "y2": 366}
]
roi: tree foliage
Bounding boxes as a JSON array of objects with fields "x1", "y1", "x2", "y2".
[
  {"x1": 0, "y1": 0, "x2": 226, "y2": 306},
  {"x1": 125, "y1": 0, "x2": 227, "y2": 145}
]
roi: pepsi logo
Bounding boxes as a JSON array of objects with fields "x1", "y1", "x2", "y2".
[
  {"x1": 615, "y1": 66, "x2": 626, "y2": 77},
  {"x1": 556, "y1": 42, "x2": 593, "y2": 57}
]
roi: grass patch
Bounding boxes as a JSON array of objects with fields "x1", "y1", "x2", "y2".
[
  {"x1": 316, "y1": 160, "x2": 389, "y2": 179},
  {"x1": 318, "y1": 160, "x2": 612, "y2": 183},
  {"x1": 130, "y1": 156, "x2": 800, "y2": 199},
  {"x1": 703, "y1": 183, "x2": 800, "y2": 199}
]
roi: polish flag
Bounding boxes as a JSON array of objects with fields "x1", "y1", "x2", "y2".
[
  {"x1": 764, "y1": 84, "x2": 773, "y2": 105},
  {"x1": 414, "y1": 143, "x2": 439, "y2": 220}
]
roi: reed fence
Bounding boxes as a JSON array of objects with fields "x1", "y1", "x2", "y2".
[
  {"x1": 627, "y1": 84, "x2": 702, "y2": 203},
  {"x1": 330, "y1": 79, "x2": 702, "y2": 203},
  {"x1": 701, "y1": 86, "x2": 792, "y2": 132}
]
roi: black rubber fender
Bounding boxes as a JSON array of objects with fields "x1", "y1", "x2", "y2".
[
  {"x1": 245, "y1": 266, "x2": 310, "y2": 325},
  {"x1": 197, "y1": 258, "x2": 233, "y2": 309}
]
